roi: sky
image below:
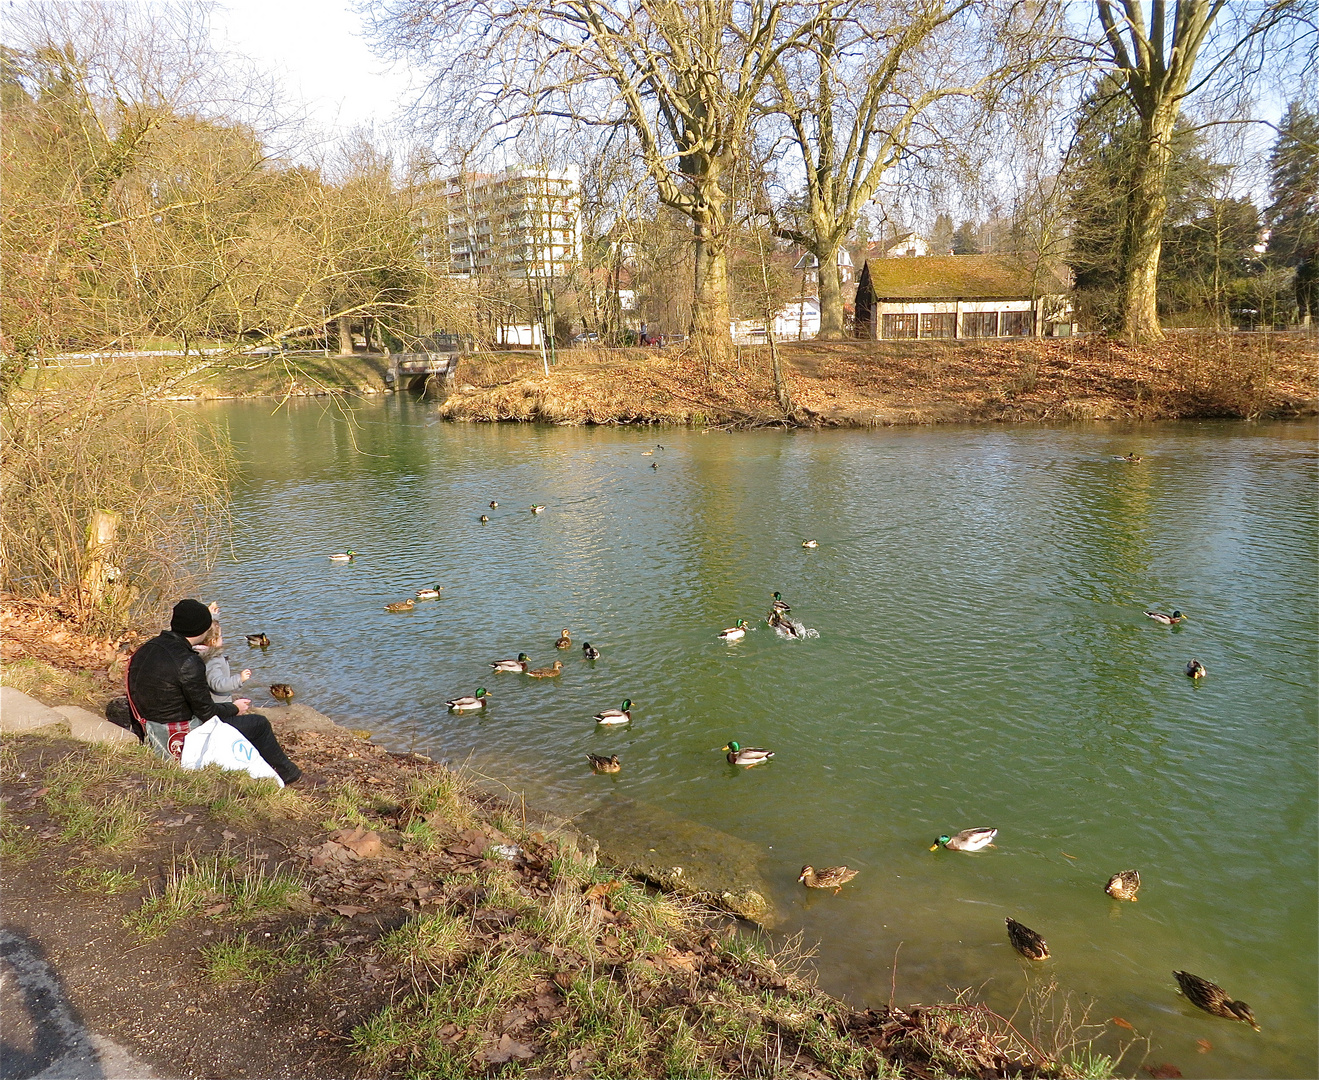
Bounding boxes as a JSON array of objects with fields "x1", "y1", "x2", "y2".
[{"x1": 212, "y1": 0, "x2": 414, "y2": 143}]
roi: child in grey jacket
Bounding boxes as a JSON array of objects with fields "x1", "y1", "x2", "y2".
[{"x1": 193, "y1": 612, "x2": 251, "y2": 704}]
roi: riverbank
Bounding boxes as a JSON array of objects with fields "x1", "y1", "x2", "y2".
[
  {"x1": 439, "y1": 334, "x2": 1316, "y2": 427},
  {"x1": 1, "y1": 601, "x2": 1129, "y2": 1079},
  {"x1": 22, "y1": 332, "x2": 1316, "y2": 428}
]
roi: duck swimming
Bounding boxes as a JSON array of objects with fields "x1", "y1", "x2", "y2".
[
  {"x1": 719, "y1": 619, "x2": 748, "y2": 641},
  {"x1": 480, "y1": 515, "x2": 489, "y2": 522},
  {"x1": 527, "y1": 660, "x2": 563, "y2": 678},
  {"x1": 530, "y1": 504, "x2": 545, "y2": 513},
  {"x1": 1145, "y1": 609, "x2": 1186, "y2": 625},
  {"x1": 802, "y1": 539, "x2": 819, "y2": 549},
  {"x1": 415, "y1": 586, "x2": 442, "y2": 600},
  {"x1": 582, "y1": 642, "x2": 601, "y2": 660},
  {"x1": 1006, "y1": 917, "x2": 1050, "y2": 960},
  {"x1": 328, "y1": 550, "x2": 356, "y2": 562},
  {"x1": 723, "y1": 741, "x2": 773, "y2": 767},
  {"x1": 586, "y1": 754, "x2": 621, "y2": 773},
  {"x1": 1185, "y1": 659, "x2": 1207, "y2": 678},
  {"x1": 245, "y1": 633, "x2": 270, "y2": 648},
  {"x1": 446, "y1": 688, "x2": 489, "y2": 711},
  {"x1": 1105, "y1": 870, "x2": 1141, "y2": 901},
  {"x1": 489, "y1": 501, "x2": 498, "y2": 508},
  {"x1": 593, "y1": 699, "x2": 632, "y2": 725},
  {"x1": 1173, "y1": 971, "x2": 1259, "y2": 1030},
  {"x1": 798, "y1": 865, "x2": 857, "y2": 893},
  {"x1": 385, "y1": 599, "x2": 415, "y2": 613},
  {"x1": 490, "y1": 653, "x2": 530, "y2": 673},
  {"x1": 931, "y1": 827, "x2": 998, "y2": 852},
  {"x1": 555, "y1": 629, "x2": 572, "y2": 649}
]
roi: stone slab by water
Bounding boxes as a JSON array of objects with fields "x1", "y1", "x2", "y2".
[{"x1": 577, "y1": 795, "x2": 776, "y2": 926}]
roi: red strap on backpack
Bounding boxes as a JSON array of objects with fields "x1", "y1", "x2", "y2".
[{"x1": 125, "y1": 652, "x2": 187, "y2": 760}]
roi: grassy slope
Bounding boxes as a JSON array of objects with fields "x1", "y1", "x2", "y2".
[{"x1": 1, "y1": 610, "x2": 1128, "y2": 1079}]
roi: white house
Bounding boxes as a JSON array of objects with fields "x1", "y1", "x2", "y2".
[{"x1": 854, "y1": 255, "x2": 1073, "y2": 340}]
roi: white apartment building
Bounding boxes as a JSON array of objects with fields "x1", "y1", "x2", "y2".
[{"x1": 441, "y1": 165, "x2": 582, "y2": 279}]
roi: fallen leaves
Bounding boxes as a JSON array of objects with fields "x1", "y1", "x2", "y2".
[
  {"x1": 1146, "y1": 1065, "x2": 1183, "y2": 1079},
  {"x1": 1110, "y1": 1016, "x2": 1134, "y2": 1030},
  {"x1": 482, "y1": 1032, "x2": 535, "y2": 1064},
  {"x1": 1196, "y1": 1038, "x2": 1213, "y2": 1054}
]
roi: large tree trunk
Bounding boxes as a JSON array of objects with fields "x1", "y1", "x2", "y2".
[
  {"x1": 336, "y1": 315, "x2": 354, "y2": 355},
  {"x1": 816, "y1": 243, "x2": 844, "y2": 339},
  {"x1": 690, "y1": 210, "x2": 730, "y2": 350},
  {"x1": 1120, "y1": 106, "x2": 1177, "y2": 343}
]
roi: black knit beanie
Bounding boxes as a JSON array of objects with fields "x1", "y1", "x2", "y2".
[{"x1": 170, "y1": 598, "x2": 213, "y2": 637}]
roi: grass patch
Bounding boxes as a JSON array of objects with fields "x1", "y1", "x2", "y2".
[
  {"x1": 25, "y1": 739, "x2": 308, "y2": 854},
  {"x1": 404, "y1": 769, "x2": 478, "y2": 832},
  {"x1": 62, "y1": 866, "x2": 139, "y2": 894},
  {"x1": 201, "y1": 936, "x2": 285, "y2": 986},
  {"x1": 126, "y1": 852, "x2": 306, "y2": 940},
  {"x1": 1, "y1": 658, "x2": 103, "y2": 708},
  {"x1": 378, "y1": 911, "x2": 472, "y2": 987}
]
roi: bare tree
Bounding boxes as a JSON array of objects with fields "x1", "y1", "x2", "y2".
[
  {"x1": 1090, "y1": 0, "x2": 1313, "y2": 342},
  {"x1": 364, "y1": 0, "x2": 838, "y2": 352},
  {"x1": 765, "y1": 0, "x2": 1063, "y2": 337}
]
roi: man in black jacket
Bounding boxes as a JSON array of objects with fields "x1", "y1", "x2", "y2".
[{"x1": 127, "y1": 599, "x2": 300, "y2": 784}]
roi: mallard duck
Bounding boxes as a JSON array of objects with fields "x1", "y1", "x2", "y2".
[
  {"x1": 415, "y1": 586, "x2": 442, "y2": 600},
  {"x1": 582, "y1": 642, "x2": 601, "y2": 660},
  {"x1": 446, "y1": 687, "x2": 489, "y2": 711},
  {"x1": 480, "y1": 514, "x2": 489, "y2": 522},
  {"x1": 328, "y1": 550, "x2": 356, "y2": 562},
  {"x1": 489, "y1": 500, "x2": 498, "y2": 508},
  {"x1": 1145, "y1": 609, "x2": 1186, "y2": 625},
  {"x1": 593, "y1": 699, "x2": 632, "y2": 725},
  {"x1": 270, "y1": 683, "x2": 294, "y2": 703},
  {"x1": 245, "y1": 633, "x2": 270, "y2": 648},
  {"x1": 768, "y1": 610, "x2": 801, "y2": 638},
  {"x1": 1006, "y1": 917, "x2": 1050, "y2": 960},
  {"x1": 798, "y1": 864, "x2": 858, "y2": 893},
  {"x1": 770, "y1": 592, "x2": 791, "y2": 613},
  {"x1": 651, "y1": 461, "x2": 658, "y2": 470},
  {"x1": 1124, "y1": 452, "x2": 1142, "y2": 462},
  {"x1": 723, "y1": 741, "x2": 773, "y2": 767},
  {"x1": 586, "y1": 753, "x2": 620, "y2": 773},
  {"x1": 802, "y1": 539, "x2": 818, "y2": 549},
  {"x1": 719, "y1": 619, "x2": 748, "y2": 641},
  {"x1": 555, "y1": 628, "x2": 572, "y2": 649},
  {"x1": 931, "y1": 827, "x2": 998, "y2": 852},
  {"x1": 385, "y1": 599, "x2": 415, "y2": 613},
  {"x1": 490, "y1": 653, "x2": 530, "y2": 673},
  {"x1": 527, "y1": 660, "x2": 563, "y2": 678},
  {"x1": 1173, "y1": 971, "x2": 1259, "y2": 1030},
  {"x1": 1186, "y1": 659, "x2": 1207, "y2": 679},
  {"x1": 530, "y1": 504, "x2": 545, "y2": 513},
  {"x1": 1105, "y1": 870, "x2": 1141, "y2": 901}
]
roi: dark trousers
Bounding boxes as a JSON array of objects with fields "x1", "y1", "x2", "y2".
[{"x1": 224, "y1": 713, "x2": 301, "y2": 784}]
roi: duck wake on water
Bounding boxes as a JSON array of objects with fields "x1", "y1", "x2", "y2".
[{"x1": 771, "y1": 615, "x2": 818, "y2": 640}]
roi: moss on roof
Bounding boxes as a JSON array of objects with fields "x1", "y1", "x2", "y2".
[{"x1": 862, "y1": 255, "x2": 1069, "y2": 300}]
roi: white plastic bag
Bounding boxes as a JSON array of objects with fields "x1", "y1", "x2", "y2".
[{"x1": 181, "y1": 717, "x2": 284, "y2": 786}]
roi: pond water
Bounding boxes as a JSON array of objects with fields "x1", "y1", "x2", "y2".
[{"x1": 201, "y1": 397, "x2": 1317, "y2": 1078}]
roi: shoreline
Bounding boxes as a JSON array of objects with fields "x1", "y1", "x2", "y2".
[
  {"x1": 1, "y1": 634, "x2": 1123, "y2": 1078},
  {"x1": 27, "y1": 333, "x2": 1317, "y2": 428}
]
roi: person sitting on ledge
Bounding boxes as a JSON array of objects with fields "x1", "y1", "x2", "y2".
[{"x1": 127, "y1": 598, "x2": 301, "y2": 785}]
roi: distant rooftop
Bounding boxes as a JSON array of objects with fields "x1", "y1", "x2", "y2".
[{"x1": 863, "y1": 255, "x2": 1069, "y2": 300}]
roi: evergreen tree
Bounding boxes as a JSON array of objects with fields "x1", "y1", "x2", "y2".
[{"x1": 1265, "y1": 102, "x2": 1318, "y2": 324}]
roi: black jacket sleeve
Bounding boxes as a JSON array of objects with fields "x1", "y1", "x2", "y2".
[{"x1": 179, "y1": 651, "x2": 238, "y2": 721}]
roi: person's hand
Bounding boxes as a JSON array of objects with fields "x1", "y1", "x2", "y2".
[
  {"x1": 240, "y1": 669, "x2": 252, "y2": 682},
  {"x1": 234, "y1": 698, "x2": 252, "y2": 714}
]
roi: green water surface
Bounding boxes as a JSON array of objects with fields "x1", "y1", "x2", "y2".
[{"x1": 203, "y1": 398, "x2": 1317, "y2": 1078}]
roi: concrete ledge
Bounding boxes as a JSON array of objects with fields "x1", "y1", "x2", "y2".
[
  {"x1": 0, "y1": 687, "x2": 71, "y2": 735},
  {"x1": 53, "y1": 705, "x2": 138, "y2": 746}
]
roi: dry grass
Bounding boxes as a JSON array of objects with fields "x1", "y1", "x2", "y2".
[{"x1": 437, "y1": 334, "x2": 1316, "y2": 429}]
